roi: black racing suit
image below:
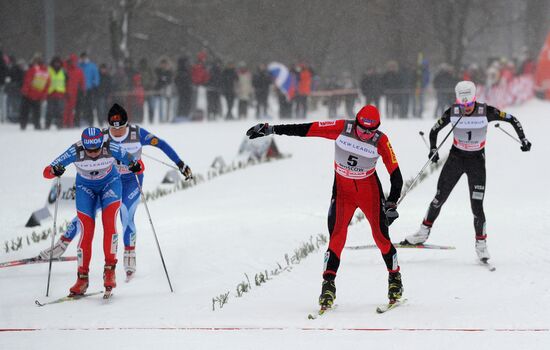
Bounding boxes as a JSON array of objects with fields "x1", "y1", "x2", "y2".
[{"x1": 424, "y1": 103, "x2": 526, "y2": 239}]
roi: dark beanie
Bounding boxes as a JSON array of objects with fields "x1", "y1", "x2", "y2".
[{"x1": 108, "y1": 103, "x2": 128, "y2": 127}]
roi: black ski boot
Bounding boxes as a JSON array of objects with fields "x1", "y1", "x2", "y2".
[
  {"x1": 318, "y1": 280, "x2": 336, "y2": 308},
  {"x1": 388, "y1": 271, "x2": 403, "y2": 302}
]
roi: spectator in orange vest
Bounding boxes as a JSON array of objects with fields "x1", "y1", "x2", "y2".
[
  {"x1": 20, "y1": 53, "x2": 50, "y2": 130},
  {"x1": 295, "y1": 63, "x2": 312, "y2": 119}
]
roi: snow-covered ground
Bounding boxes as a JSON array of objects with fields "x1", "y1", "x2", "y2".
[{"x1": 1, "y1": 100, "x2": 549, "y2": 349}]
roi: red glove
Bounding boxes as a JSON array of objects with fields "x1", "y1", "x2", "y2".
[{"x1": 43, "y1": 165, "x2": 55, "y2": 179}]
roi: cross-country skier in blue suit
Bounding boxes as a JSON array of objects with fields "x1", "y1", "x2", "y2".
[{"x1": 39, "y1": 103, "x2": 193, "y2": 281}]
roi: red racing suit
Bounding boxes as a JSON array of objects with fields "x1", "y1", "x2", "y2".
[{"x1": 273, "y1": 120, "x2": 403, "y2": 281}]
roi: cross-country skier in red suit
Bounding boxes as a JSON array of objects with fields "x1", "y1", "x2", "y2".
[{"x1": 247, "y1": 105, "x2": 404, "y2": 308}]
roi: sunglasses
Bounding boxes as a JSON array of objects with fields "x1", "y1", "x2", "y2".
[
  {"x1": 109, "y1": 124, "x2": 127, "y2": 130},
  {"x1": 85, "y1": 148, "x2": 102, "y2": 154},
  {"x1": 356, "y1": 124, "x2": 377, "y2": 134},
  {"x1": 457, "y1": 97, "x2": 476, "y2": 108}
]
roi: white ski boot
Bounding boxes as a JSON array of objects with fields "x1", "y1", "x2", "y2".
[
  {"x1": 403, "y1": 224, "x2": 431, "y2": 245},
  {"x1": 475, "y1": 239, "x2": 490, "y2": 261},
  {"x1": 124, "y1": 250, "x2": 136, "y2": 281},
  {"x1": 39, "y1": 239, "x2": 69, "y2": 260}
]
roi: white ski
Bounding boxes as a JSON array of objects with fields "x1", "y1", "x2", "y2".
[{"x1": 480, "y1": 258, "x2": 496, "y2": 271}]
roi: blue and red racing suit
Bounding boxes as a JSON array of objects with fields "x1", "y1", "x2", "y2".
[
  {"x1": 59, "y1": 125, "x2": 183, "y2": 253},
  {"x1": 44, "y1": 138, "x2": 135, "y2": 274},
  {"x1": 272, "y1": 120, "x2": 403, "y2": 281}
]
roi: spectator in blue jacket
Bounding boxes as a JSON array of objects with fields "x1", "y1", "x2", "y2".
[{"x1": 78, "y1": 52, "x2": 100, "y2": 126}]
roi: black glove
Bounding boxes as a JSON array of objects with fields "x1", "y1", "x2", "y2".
[
  {"x1": 128, "y1": 160, "x2": 142, "y2": 173},
  {"x1": 246, "y1": 123, "x2": 274, "y2": 139},
  {"x1": 177, "y1": 161, "x2": 193, "y2": 181},
  {"x1": 429, "y1": 148, "x2": 439, "y2": 163},
  {"x1": 52, "y1": 164, "x2": 65, "y2": 177},
  {"x1": 520, "y1": 138, "x2": 531, "y2": 152},
  {"x1": 384, "y1": 201, "x2": 399, "y2": 226}
]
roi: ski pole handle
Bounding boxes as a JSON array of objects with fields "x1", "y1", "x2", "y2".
[
  {"x1": 419, "y1": 131, "x2": 430, "y2": 149},
  {"x1": 494, "y1": 123, "x2": 521, "y2": 144}
]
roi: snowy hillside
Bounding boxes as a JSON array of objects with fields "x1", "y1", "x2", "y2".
[{"x1": 1, "y1": 100, "x2": 549, "y2": 349}]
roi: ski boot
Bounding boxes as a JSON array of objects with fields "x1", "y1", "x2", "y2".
[
  {"x1": 402, "y1": 224, "x2": 431, "y2": 245},
  {"x1": 69, "y1": 272, "x2": 89, "y2": 296},
  {"x1": 123, "y1": 250, "x2": 136, "y2": 282},
  {"x1": 475, "y1": 239, "x2": 490, "y2": 261},
  {"x1": 39, "y1": 239, "x2": 69, "y2": 260},
  {"x1": 388, "y1": 271, "x2": 403, "y2": 303},
  {"x1": 318, "y1": 280, "x2": 336, "y2": 309}
]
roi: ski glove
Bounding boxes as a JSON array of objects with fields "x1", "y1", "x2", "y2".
[
  {"x1": 177, "y1": 161, "x2": 193, "y2": 181},
  {"x1": 246, "y1": 123, "x2": 274, "y2": 139},
  {"x1": 52, "y1": 164, "x2": 65, "y2": 177},
  {"x1": 128, "y1": 160, "x2": 142, "y2": 174},
  {"x1": 384, "y1": 201, "x2": 399, "y2": 226},
  {"x1": 429, "y1": 148, "x2": 439, "y2": 163},
  {"x1": 520, "y1": 138, "x2": 531, "y2": 152}
]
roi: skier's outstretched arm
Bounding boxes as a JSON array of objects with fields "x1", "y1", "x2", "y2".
[
  {"x1": 139, "y1": 128, "x2": 183, "y2": 165},
  {"x1": 247, "y1": 120, "x2": 346, "y2": 140},
  {"x1": 138, "y1": 127, "x2": 192, "y2": 179},
  {"x1": 487, "y1": 106, "x2": 531, "y2": 151},
  {"x1": 43, "y1": 145, "x2": 77, "y2": 179}
]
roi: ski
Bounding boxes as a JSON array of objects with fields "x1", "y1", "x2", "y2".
[
  {"x1": 0, "y1": 256, "x2": 77, "y2": 269},
  {"x1": 307, "y1": 304, "x2": 337, "y2": 320},
  {"x1": 346, "y1": 243, "x2": 455, "y2": 250},
  {"x1": 35, "y1": 291, "x2": 103, "y2": 307},
  {"x1": 376, "y1": 298, "x2": 407, "y2": 314},
  {"x1": 480, "y1": 258, "x2": 496, "y2": 271}
]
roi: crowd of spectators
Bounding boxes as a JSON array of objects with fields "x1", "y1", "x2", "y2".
[{"x1": 0, "y1": 46, "x2": 537, "y2": 130}]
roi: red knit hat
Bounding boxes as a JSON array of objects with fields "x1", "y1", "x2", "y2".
[{"x1": 355, "y1": 105, "x2": 380, "y2": 130}]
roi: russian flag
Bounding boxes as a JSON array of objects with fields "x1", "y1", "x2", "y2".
[{"x1": 268, "y1": 62, "x2": 297, "y2": 100}]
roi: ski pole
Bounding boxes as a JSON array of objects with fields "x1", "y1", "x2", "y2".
[
  {"x1": 419, "y1": 131, "x2": 430, "y2": 149},
  {"x1": 135, "y1": 174, "x2": 174, "y2": 292},
  {"x1": 142, "y1": 153, "x2": 179, "y2": 170},
  {"x1": 45, "y1": 177, "x2": 61, "y2": 297},
  {"x1": 397, "y1": 114, "x2": 464, "y2": 207},
  {"x1": 142, "y1": 153, "x2": 194, "y2": 180},
  {"x1": 494, "y1": 123, "x2": 521, "y2": 144}
]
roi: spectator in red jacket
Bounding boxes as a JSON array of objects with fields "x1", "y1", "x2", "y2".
[
  {"x1": 20, "y1": 53, "x2": 50, "y2": 130},
  {"x1": 191, "y1": 50, "x2": 210, "y2": 115},
  {"x1": 63, "y1": 54, "x2": 85, "y2": 128}
]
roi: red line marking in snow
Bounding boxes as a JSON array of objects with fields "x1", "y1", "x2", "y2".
[
  {"x1": 1, "y1": 327, "x2": 549, "y2": 333},
  {"x1": 0, "y1": 327, "x2": 550, "y2": 332}
]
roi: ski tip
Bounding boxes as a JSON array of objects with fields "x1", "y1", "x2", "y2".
[{"x1": 34, "y1": 300, "x2": 44, "y2": 307}]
